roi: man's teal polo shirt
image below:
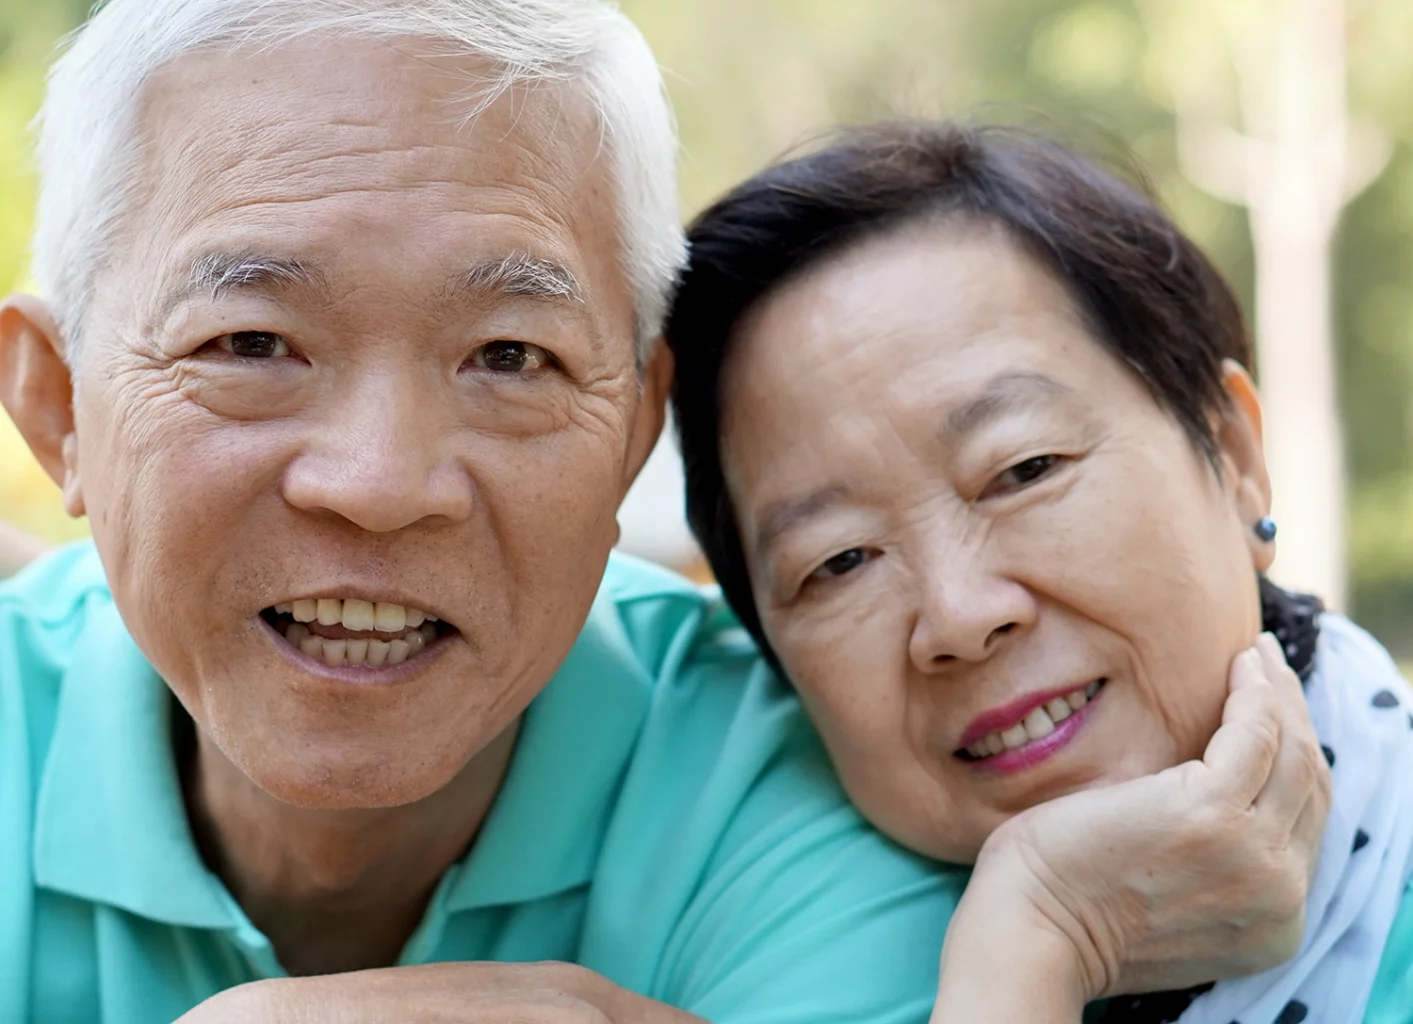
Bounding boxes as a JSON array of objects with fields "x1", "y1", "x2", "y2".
[{"x1": 0, "y1": 543, "x2": 962, "y2": 1023}]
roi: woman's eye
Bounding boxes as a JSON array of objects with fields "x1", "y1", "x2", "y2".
[
  {"x1": 989, "y1": 454, "x2": 1062, "y2": 494},
  {"x1": 809, "y1": 548, "x2": 871, "y2": 581},
  {"x1": 466, "y1": 341, "x2": 552, "y2": 374},
  {"x1": 212, "y1": 331, "x2": 292, "y2": 359}
]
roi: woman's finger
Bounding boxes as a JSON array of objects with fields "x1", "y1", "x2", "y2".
[
  {"x1": 1290, "y1": 785, "x2": 1329, "y2": 885},
  {"x1": 1253, "y1": 632, "x2": 1330, "y2": 826},
  {"x1": 1202, "y1": 644, "x2": 1282, "y2": 808}
]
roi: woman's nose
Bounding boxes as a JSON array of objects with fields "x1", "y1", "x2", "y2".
[
  {"x1": 280, "y1": 375, "x2": 475, "y2": 534},
  {"x1": 907, "y1": 559, "x2": 1037, "y2": 670}
]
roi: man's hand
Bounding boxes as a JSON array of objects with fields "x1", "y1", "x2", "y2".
[
  {"x1": 935, "y1": 633, "x2": 1330, "y2": 1019},
  {"x1": 175, "y1": 962, "x2": 707, "y2": 1024}
]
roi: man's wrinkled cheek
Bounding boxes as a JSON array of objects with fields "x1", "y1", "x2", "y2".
[{"x1": 88, "y1": 393, "x2": 255, "y2": 569}]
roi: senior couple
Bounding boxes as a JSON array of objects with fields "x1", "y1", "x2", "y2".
[{"x1": 1, "y1": 0, "x2": 1411, "y2": 1021}]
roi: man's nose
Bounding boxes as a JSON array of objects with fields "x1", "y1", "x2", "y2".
[
  {"x1": 281, "y1": 375, "x2": 475, "y2": 534},
  {"x1": 907, "y1": 547, "x2": 1037, "y2": 670}
]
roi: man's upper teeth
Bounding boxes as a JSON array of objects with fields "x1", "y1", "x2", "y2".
[
  {"x1": 966, "y1": 682, "x2": 1102, "y2": 759},
  {"x1": 280, "y1": 598, "x2": 434, "y2": 632}
]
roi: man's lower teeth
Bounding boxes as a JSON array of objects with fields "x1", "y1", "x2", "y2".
[{"x1": 283, "y1": 622, "x2": 437, "y2": 667}]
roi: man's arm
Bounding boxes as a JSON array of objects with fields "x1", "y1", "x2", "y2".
[
  {"x1": 176, "y1": 962, "x2": 705, "y2": 1023},
  {"x1": 634, "y1": 726, "x2": 962, "y2": 1024}
]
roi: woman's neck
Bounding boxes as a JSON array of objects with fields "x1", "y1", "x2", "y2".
[{"x1": 181, "y1": 715, "x2": 520, "y2": 976}]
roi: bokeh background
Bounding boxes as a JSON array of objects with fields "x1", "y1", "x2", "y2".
[{"x1": 0, "y1": 0, "x2": 1409, "y2": 657}]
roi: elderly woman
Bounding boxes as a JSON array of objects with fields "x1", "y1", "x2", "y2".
[{"x1": 666, "y1": 123, "x2": 1413, "y2": 1023}]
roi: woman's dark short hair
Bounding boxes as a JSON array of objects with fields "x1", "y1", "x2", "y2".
[{"x1": 665, "y1": 121, "x2": 1252, "y2": 665}]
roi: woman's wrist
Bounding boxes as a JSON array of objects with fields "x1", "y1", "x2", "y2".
[{"x1": 931, "y1": 859, "x2": 1092, "y2": 1023}]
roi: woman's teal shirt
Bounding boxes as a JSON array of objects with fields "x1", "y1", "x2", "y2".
[{"x1": 1365, "y1": 878, "x2": 1413, "y2": 1021}]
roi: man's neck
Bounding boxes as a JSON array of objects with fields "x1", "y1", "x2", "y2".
[{"x1": 182, "y1": 716, "x2": 520, "y2": 977}]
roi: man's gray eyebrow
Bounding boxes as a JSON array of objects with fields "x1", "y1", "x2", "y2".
[
  {"x1": 941, "y1": 371, "x2": 1074, "y2": 441},
  {"x1": 753, "y1": 483, "x2": 854, "y2": 558},
  {"x1": 458, "y1": 252, "x2": 585, "y2": 305},
  {"x1": 190, "y1": 252, "x2": 318, "y2": 295},
  {"x1": 158, "y1": 252, "x2": 325, "y2": 321}
]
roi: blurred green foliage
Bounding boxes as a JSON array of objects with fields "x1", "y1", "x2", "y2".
[
  {"x1": 0, "y1": 0, "x2": 87, "y2": 544},
  {"x1": 0, "y1": 0, "x2": 1408, "y2": 650}
]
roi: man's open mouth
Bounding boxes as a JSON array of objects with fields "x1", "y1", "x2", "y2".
[{"x1": 261, "y1": 598, "x2": 454, "y2": 668}]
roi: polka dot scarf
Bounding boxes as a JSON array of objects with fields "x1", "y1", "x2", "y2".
[{"x1": 1111, "y1": 581, "x2": 1413, "y2": 1024}]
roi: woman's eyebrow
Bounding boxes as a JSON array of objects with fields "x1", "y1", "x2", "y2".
[
  {"x1": 754, "y1": 483, "x2": 853, "y2": 557},
  {"x1": 941, "y1": 370, "x2": 1073, "y2": 443}
]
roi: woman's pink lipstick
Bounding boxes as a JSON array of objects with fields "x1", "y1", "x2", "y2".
[{"x1": 957, "y1": 679, "x2": 1106, "y2": 776}]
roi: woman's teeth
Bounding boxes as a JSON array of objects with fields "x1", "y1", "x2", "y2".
[
  {"x1": 273, "y1": 598, "x2": 436, "y2": 632},
  {"x1": 282, "y1": 621, "x2": 439, "y2": 668},
  {"x1": 965, "y1": 680, "x2": 1103, "y2": 760}
]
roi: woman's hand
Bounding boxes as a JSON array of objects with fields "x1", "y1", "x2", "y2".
[
  {"x1": 934, "y1": 633, "x2": 1330, "y2": 1019},
  {"x1": 175, "y1": 962, "x2": 706, "y2": 1023}
]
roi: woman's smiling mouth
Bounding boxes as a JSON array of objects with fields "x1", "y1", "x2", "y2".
[
  {"x1": 956, "y1": 679, "x2": 1107, "y2": 774},
  {"x1": 261, "y1": 597, "x2": 454, "y2": 669}
]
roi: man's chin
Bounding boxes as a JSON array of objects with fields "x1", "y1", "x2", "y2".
[
  {"x1": 221, "y1": 729, "x2": 482, "y2": 811},
  {"x1": 194, "y1": 681, "x2": 510, "y2": 812}
]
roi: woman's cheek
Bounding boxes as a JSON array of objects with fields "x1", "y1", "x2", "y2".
[{"x1": 771, "y1": 574, "x2": 910, "y2": 725}]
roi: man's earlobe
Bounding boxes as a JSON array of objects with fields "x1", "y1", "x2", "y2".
[
  {"x1": 621, "y1": 338, "x2": 673, "y2": 497},
  {"x1": 0, "y1": 295, "x2": 84, "y2": 517}
]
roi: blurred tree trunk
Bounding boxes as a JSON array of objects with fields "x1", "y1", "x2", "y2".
[{"x1": 1145, "y1": 0, "x2": 1388, "y2": 609}]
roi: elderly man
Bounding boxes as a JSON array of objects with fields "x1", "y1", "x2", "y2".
[{"x1": 0, "y1": 0, "x2": 954, "y2": 1019}]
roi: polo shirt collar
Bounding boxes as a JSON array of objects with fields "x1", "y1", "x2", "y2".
[
  {"x1": 33, "y1": 594, "x2": 236, "y2": 928},
  {"x1": 441, "y1": 584, "x2": 655, "y2": 911},
  {"x1": 31, "y1": 568, "x2": 657, "y2": 929}
]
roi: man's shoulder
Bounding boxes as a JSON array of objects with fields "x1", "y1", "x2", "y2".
[
  {"x1": 0, "y1": 542, "x2": 114, "y2": 1016},
  {"x1": 583, "y1": 557, "x2": 959, "y2": 1023},
  {"x1": 0, "y1": 539, "x2": 110, "y2": 625},
  {"x1": 594, "y1": 551, "x2": 849, "y2": 834},
  {"x1": 595, "y1": 550, "x2": 762, "y2": 692},
  {"x1": 0, "y1": 539, "x2": 109, "y2": 803},
  {"x1": 0, "y1": 540, "x2": 110, "y2": 697}
]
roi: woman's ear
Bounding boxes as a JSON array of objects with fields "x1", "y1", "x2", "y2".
[
  {"x1": 1214, "y1": 359, "x2": 1273, "y2": 570},
  {"x1": 0, "y1": 295, "x2": 85, "y2": 518}
]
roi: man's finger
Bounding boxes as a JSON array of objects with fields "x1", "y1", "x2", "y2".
[{"x1": 1202, "y1": 645, "x2": 1281, "y2": 808}]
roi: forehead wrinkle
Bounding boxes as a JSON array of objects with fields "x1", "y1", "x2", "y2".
[{"x1": 121, "y1": 49, "x2": 626, "y2": 360}]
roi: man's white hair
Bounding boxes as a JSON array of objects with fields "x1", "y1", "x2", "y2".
[{"x1": 33, "y1": 0, "x2": 685, "y2": 359}]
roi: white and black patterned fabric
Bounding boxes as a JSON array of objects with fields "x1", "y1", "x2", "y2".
[{"x1": 1102, "y1": 579, "x2": 1413, "y2": 1024}]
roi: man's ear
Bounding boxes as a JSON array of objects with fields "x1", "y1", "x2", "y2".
[
  {"x1": 1214, "y1": 358, "x2": 1273, "y2": 570},
  {"x1": 620, "y1": 338, "x2": 673, "y2": 500},
  {"x1": 0, "y1": 295, "x2": 85, "y2": 518}
]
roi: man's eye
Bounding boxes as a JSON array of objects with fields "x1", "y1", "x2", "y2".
[
  {"x1": 989, "y1": 454, "x2": 1062, "y2": 494},
  {"x1": 466, "y1": 341, "x2": 552, "y2": 374},
  {"x1": 808, "y1": 548, "x2": 871, "y2": 581},
  {"x1": 212, "y1": 331, "x2": 292, "y2": 359}
]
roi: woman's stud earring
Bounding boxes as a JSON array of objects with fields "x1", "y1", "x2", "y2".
[{"x1": 1253, "y1": 516, "x2": 1278, "y2": 543}]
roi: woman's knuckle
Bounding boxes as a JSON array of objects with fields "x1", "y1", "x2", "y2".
[{"x1": 1252, "y1": 717, "x2": 1282, "y2": 760}]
